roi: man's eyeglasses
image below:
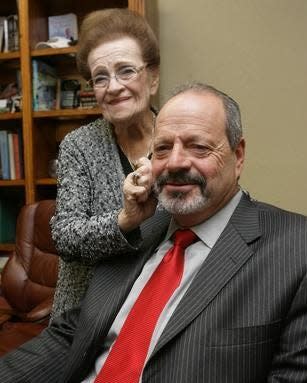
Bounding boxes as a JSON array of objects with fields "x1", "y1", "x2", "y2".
[{"x1": 88, "y1": 64, "x2": 146, "y2": 89}]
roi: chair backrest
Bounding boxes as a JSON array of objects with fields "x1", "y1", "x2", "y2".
[{"x1": 1, "y1": 200, "x2": 58, "y2": 315}]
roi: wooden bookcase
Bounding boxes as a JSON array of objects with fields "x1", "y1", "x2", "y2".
[{"x1": 0, "y1": 0, "x2": 147, "y2": 251}]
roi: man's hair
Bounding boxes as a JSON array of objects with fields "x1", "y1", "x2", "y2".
[
  {"x1": 76, "y1": 8, "x2": 160, "y2": 80},
  {"x1": 169, "y1": 82, "x2": 242, "y2": 150}
]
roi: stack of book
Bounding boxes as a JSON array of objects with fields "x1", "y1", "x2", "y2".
[
  {"x1": 78, "y1": 87, "x2": 98, "y2": 108},
  {"x1": 0, "y1": 130, "x2": 23, "y2": 180}
]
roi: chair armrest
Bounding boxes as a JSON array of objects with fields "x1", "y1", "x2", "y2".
[
  {"x1": 0, "y1": 296, "x2": 15, "y2": 315},
  {"x1": 20, "y1": 296, "x2": 54, "y2": 322},
  {"x1": 0, "y1": 313, "x2": 12, "y2": 326}
]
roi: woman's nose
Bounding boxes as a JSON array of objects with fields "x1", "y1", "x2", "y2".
[{"x1": 107, "y1": 75, "x2": 125, "y2": 92}]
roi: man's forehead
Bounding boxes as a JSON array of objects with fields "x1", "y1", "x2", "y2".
[
  {"x1": 158, "y1": 91, "x2": 223, "y2": 116},
  {"x1": 156, "y1": 115, "x2": 212, "y2": 129},
  {"x1": 156, "y1": 91, "x2": 225, "y2": 131}
]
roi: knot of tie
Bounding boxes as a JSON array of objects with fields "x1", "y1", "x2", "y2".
[{"x1": 173, "y1": 229, "x2": 198, "y2": 249}]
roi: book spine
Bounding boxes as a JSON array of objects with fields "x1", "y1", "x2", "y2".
[
  {"x1": 0, "y1": 131, "x2": 10, "y2": 179},
  {"x1": 0, "y1": 17, "x2": 6, "y2": 52},
  {"x1": 7, "y1": 15, "x2": 19, "y2": 51},
  {"x1": 3, "y1": 18, "x2": 8, "y2": 53},
  {"x1": 12, "y1": 132, "x2": 22, "y2": 179},
  {"x1": 32, "y1": 60, "x2": 38, "y2": 111},
  {"x1": 8, "y1": 133, "x2": 16, "y2": 180}
]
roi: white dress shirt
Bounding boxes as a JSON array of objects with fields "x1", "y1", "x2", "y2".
[{"x1": 82, "y1": 190, "x2": 242, "y2": 382}]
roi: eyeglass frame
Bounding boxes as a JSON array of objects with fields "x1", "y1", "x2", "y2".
[{"x1": 87, "y1": 64, "x2": 147, "y2": 89}]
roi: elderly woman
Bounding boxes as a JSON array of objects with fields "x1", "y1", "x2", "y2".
[{"x1": 50, "y1": 8, "x2": 160, "y2": 319}]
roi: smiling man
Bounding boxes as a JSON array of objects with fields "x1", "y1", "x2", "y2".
[
  {"x1": 0, "y1": 83, "x2": 306, "y2": 383},
  {"x1": 152, "y1": 85, "x2": 244, "y2": 226}
]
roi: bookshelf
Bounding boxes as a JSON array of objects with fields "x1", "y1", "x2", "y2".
[{"x1": 0, "y1": 0, "x2": 149, "y2": 251}]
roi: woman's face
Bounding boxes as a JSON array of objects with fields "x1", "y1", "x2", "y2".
[{"x1": 88, "y1": 36, "x2": 159, "y2": 125}]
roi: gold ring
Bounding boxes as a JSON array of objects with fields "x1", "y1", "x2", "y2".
[{"x1": 132, "y1": 172, "x2": 140, "y2": 185}]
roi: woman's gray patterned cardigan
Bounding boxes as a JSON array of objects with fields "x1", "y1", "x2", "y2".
[{"x1": 50, "y1": 117, "x2": 140, "y2": 320}]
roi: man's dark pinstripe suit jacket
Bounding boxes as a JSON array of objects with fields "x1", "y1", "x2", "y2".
[{"x1": 0, "y1": 192, "x2": 307, "y2": 382}]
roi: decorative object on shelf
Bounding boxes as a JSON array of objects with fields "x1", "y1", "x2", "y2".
[
  {"x1": 0, "y1": 81, "x2": 21, "y2": 113},
  {"x1": 35, "y1": 36, "x2": 72, "y2": 49},
  {"x1": 48, "y1": 13, "x2": 78, "y2": 42},
  {"x1": 48, "y1": 158, "x2": 58, "y2": 179}
]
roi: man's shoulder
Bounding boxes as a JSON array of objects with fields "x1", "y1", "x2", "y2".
[
  {"x1": 255, "y1": 199, "x2": 306, "y2": 221},
  {"x1": 243, "y1": 192, "x2": 307, "y2": 231}
]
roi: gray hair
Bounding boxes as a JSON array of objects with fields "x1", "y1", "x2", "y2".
[{"x1": 168, "y1": 82, "x2": 242, "y2": 150}]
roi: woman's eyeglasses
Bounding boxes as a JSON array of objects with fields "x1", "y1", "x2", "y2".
[{"x1": 88, "y1": 64, "x2": 146, "y2": 89}]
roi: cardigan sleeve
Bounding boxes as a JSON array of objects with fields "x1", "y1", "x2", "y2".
[{"x1": 50, "y1": 123, "x2": 142, "y2": 264}]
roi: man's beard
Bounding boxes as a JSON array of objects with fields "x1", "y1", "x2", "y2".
[{"x1": 154, "y1": 170, "x2": 209, "y2": 215}]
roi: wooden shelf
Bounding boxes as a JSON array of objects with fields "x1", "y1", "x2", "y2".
[
  {"x1": 36, "y1": 178, "x2": 57, "y2": 185},
  {"x1": 0, "y1": 51, "x2": 20, "y2": 61},
  {"x1": 33, "y1": 108, "x2": 101, "y2": 119},
  {"x1": 0, "y1": 112, "x2": 22, "y2": 120},
  {"x1": 31, "y1": 46, "x2": 77, "y2": 57},
  {"x1": 0, "y1": 179, "x2": 25, "y2": 186},
  {"x1": 0, "y1": 243, "x2": 15, "y2": 252}
]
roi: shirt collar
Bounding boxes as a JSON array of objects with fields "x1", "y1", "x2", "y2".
[{"x1": 165, "y1": 190, "x2": 242, "y2": 249}]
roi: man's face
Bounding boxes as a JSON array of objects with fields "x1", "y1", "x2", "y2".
[{"x1": 152, "y1": 90, "x2": 245, "y2": 226}]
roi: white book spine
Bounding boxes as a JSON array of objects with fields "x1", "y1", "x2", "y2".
[{"x1": 3, "y1": 18, "x2": 8, "y2": 52}]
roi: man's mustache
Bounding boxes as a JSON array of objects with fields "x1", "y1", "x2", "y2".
[{"x1": 155, "y1": 170, "x2": 207, "y2": 189}]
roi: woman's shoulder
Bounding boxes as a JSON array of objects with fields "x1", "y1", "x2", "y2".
[{"x1": 62, "y1": 117, "x2": 113, "y2": 146}]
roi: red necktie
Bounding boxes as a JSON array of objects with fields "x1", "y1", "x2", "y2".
[{"x1": 94, "y1": 229, "x2": 197, "y2": 383}]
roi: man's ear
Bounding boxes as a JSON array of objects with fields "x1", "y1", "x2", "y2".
[
  {"x1": 150, "y1": 68, "x2": 160, "y2": 96},
  {"x1": 235, "y1": 138, "x2": 245, "y2": 179}
]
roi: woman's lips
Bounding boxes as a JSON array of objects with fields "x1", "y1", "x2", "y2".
[{"x1": 108, "y1": 97, "x2": 130, "y2": 105}]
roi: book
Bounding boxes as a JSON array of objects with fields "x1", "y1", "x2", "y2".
[
  {"x1": 2, "y1": 18, "x2": 8, "y2": 52},
  {"x1": 7, "y1": 132, "x2": 15, "y2": 180},
  {"x1": 0, "y1": 17, "x2": 6, "y2": 52},
  {"x1": 78, "y1": 89, "x2": 98, "y2": 108},
  {"x1": 7, "y1": 14, "x2": 19, "y2": 51},
  {"x1": 32, "y1": 59, "x2": 58, "y2": 111},
  {"x1": 0, "y1": 130, "x2": 10, "y2": 179},
  {"x1": 12, "y1": 131, "x2": 23, "y2": 179},
  {"x1": 48, "y1": 13, "x2": 78, "y2": 41}
]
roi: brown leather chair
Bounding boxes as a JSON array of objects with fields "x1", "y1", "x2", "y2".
[{"x1": 0, "y1": 199, "x2": 58, "y2": 356}]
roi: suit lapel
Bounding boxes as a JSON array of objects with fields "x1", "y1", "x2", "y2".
[{"x1": 153, "y1": 193, "x2": 262, "y2": 355}]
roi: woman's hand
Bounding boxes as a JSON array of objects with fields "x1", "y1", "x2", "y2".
[{"x1": 118, "y1": 157, "x2": 157, "y2": 232}]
